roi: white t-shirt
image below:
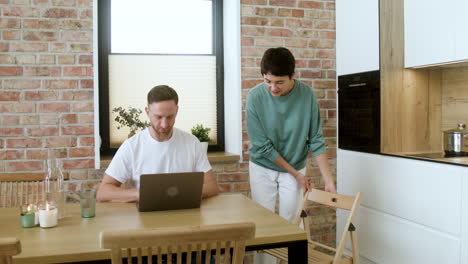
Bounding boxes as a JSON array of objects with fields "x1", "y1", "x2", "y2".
[{"x1": 105, "y1": 127, "x2": 211, "y2": 189}]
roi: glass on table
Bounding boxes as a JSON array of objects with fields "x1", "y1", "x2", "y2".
[
  {"x1": 20, "y1": 204, "x2": 38, "y2": 228},
  {"x1": 80, "y1": 189, "x2": 96, "y2": 218}
]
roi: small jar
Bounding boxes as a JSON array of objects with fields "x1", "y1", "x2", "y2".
[
  {"x1": 38, "y1": 201, "x2": 58, "y2": 228},
  {"x1": 20, "y1": 204, "x2": 38, "y2": 228}
]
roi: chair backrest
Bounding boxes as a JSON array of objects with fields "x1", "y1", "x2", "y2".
[
  {"x1": 0, "y1": 238, "x2": 21, "y2": 264},
  {"x1": 100, "y1": 222, "x2": 256, "y2": 264},
  {"x1": 304, "y1": 188, "x2": 362, "y2": 264},
  {"x1": 0, "y1": 173, "x2": 45, "y2": 208}
]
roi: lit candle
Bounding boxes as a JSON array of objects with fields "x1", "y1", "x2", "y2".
[
  {"x1": 39, "y1": 202, "x2": 58, "y2": 228},
  {"x1": 20, "y1": 204, "x2": 38, "y2": 228}
]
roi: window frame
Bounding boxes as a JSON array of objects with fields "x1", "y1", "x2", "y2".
[{"x1": 98, "y1": 0, "x2": 225, "y2": 155}]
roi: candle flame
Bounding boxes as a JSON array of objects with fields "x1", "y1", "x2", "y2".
[
  {"x1": 46, "y1": 203, "x2": 49, "y2": 211},
  {"x1": 27, "y1": 204, "x2": 32, "y2": 211}
]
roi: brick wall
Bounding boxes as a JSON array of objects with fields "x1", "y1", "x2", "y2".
[
  {"x1": 240, "y1": 0, "x2": 337, "y2": 244},
  {"x1": 0, "y1": 0, "x2": 337, "y2": 247}
]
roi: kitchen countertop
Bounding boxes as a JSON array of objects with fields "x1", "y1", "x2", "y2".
[{"x1": 384, "y1": 151, "x2": 468, "y2": 167}]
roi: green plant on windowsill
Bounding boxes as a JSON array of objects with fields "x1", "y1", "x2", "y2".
[
  {"x1": 191, "y1": 124, "x2": 211, "y2": 143},
  {"x1": 112, "y1": 106, "x2": 150, "y2": 138}
]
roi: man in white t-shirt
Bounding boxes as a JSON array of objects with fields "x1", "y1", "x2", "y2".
[{"x1": 96, "y1": 85, "x2": 219, "y2": 202}]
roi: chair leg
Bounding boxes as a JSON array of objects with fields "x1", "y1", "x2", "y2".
[{"x1": 349, "y1": 231, "x2": 359, "y2": 264}]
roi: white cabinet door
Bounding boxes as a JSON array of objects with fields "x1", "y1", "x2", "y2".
[
  {"x1": 461, "y1": 167, "x2": 468, "y2": 264},
  {"x1": 404, "y1": 0, "x2": 456, "y2": 67},
  {"x1": 336, "y1": 0, "x2": 379, "y2": 75},
  {"x1": 455, "y1": 0, "x2": 468, "y2": 61}
]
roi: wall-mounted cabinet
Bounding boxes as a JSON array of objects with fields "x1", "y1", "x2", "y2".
[
  {"x1": 405, "y1": 0, "x2": 468, "y2": 67},
  {"x1": 336, "y1": 0, "x2": 379, "y2": 75}
]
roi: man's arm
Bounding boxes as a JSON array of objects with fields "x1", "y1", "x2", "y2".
[
  {"x1": 315, "y1": 153, "x2": 336, "y2": 193},
  {"x1": 202, "y1": 169, "x2": 219, "y2": 198},
  {"x1": 274, "y1": 155, "x2": 310, "y2": 191},
  {"x1": 96, "y1": 173, "x2": 139, "y2": 202}
]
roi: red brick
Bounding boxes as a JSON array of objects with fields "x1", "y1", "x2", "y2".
[
  {"x1": 6, "y1": 138, "x2": 42, "y2": 148},
  {"x1": 322, "y1": 60, "x2": 335, "y2": 69},
  {"x1": 0, "y1": 139, "x2": 3, "y2": 148},
  {"x1": 45, "y1": 137, "x2": 77, "y2": 147},
  {"x1": 218, "y1": 183, "x2": 232, "y2": 192},
  {"x1": 44, "y1": 79, "x2": 78, "y2": 89},
  {"x1": 3, "y1": 7, "x2": 39, "y2": 17},
  {"x1": 78, "y1": 55, "x2": 92, "y2": 64},
  {"x1": 242, "y1": 17, "x2": 268, "y2": 26},
  {"x1": 53, "y1": 0, "x2": 76, "y2": 6},
  {"x1": 24, "y1": 66, "x2": 61, "y2": 76},
  {"x1": 0, "y1": 54, "x2": 12, "y2": 64},
  {"x1": 266, "y1": 28, "x2": 293, "y2": 37},
  {"x1": 63, "y1": 66, "x2": 93, "y2": 76},
  {"x1": 316, "y1": 50, "x2": 335, "y2": 59},
  {"x1": 80, "y1": 79, "x2": 93, "y2": 89},
  {"x1": 25, "y1": 91, "x2": 59, "y2": 101},
  {"x1": 308, "y1": 60, "x2": 321, "y2": 68},
  {"x1": 3, "y1": 30, "x2": 20, "y2": 40},
  {"x1": 23, "y1": 31, "x2": 58, "y2": 41},
  {"x1": 313, "y1": 20, "x2": 335, "y2": 30},
  {"x1": 322, "y1": 128, "x2": 336, "y2": 138},
  {"x1": 40, "y1": 115, "x2": 59, "y2": 125},
  {"x1": 72, "y1": 102, "x2": 93, "y2": 112},
  {"x1": 51, "y1": 43, "x2": 66, "y2": 52},
  {"x1": 318, "y1": 100, "x2": 336, "y2": 109},
  {"x1": 25, "y1": 149, "x2": 47, "y2": 160},
  {"x1": 22, "y1": 19, "x2": 59, "y2": 29},
  {"x1": 218, "y1": 173, "x2": 248, "y2": 182},
  {"x1": 270, "y1": 0, "x2": 295, "y2": 7},
  {"x1": 255, "y1": 7, "x2": 275, "y2": 16},
  {"x1": 43, "y1": 8, "x2": 77, "y2": 18},
  {"x1": 5, "y1": 150, "x2": 24, "y2": 160},
  {"x1": 233, "y1": 183, "x2": 250, "y2": 192},
  {"x1": 20, "y1": 115, "x2": 39, "y2": 125},
  {"x1": 0, "y1": 128, "x2": 23, "y2": 136},
  {"x1": 59, "y1": 20, "x2": 92, "y2": 30},
  {"x1": 0, "y1": 67, "x2": 22, "y2": 76},
  {"x1": 61, "y1": 91, "x2": 93, "y2": 100},
  {"x1": 299, "y1": 1, "x2": 322, "y2": 8},
  {"x1": 285, "y1": 39, "x2": 307, "y2": 48},
  {"x1": 38, "y1": 55, "x2": 55, "y2": 64},
  {"x1": 27, "y1": 127, "x2": 58, "y2": 137},
  {"x1": 319, "y1": 31, "x2": 335, "y2": 39},
  {"x1": 62, "y1": 158, "x2": 94, "y2": 169},
  {"x1": 78, "y1": 136, "x2": 94, "y2": 146},
  {"x1": 69, "y1": 147, "x2": 94, "y2": 157},
  {"x1": 1, "y1": 116, "x2": 19, "y2": 126},
  {"x1": 292, "y1": 9, "x2": 305, "y2": 17},
  {"x1": 241, "y1": 37, "x2": 254, "y2": 46},
  {"x1": 38, "y1": 102, "x2": 70, "y2": 113},
  {"x1": 62, "y1": 125, "x2": 94, "y2": 135},
  {"x1": 10, "y1": 42, "x2": 48, "y2": 52},
  {"x1": 0, "y1": 18, "x2": 20, "y2": 28},
  {"x1": 241, "y1": 0, "x2": 267, "y2": 4},
  {"x1": 7, "y1": 161, "x2": 43, "y2": 171},
  {"x1": 0, "y1": 91, "x2": 20, "y2": 101},
  {"x1": 326, "y1": 70, "x2": 336, "y2": 79},
  {"x1": 0, "y1": 43, "x2": 9, "y2": 52},
  {"x1": 77, "y1": 0, "x2": 92, "y2": 7},
  {"x1": 57, "y1": 55, "x2": 74, "y2": 64},
  {"x1": 79, "y1": 9, "x2": 92, "y2": 19},
  {"x1": 328, "y1": 110, "x2": 336, "y2": 119},
  {"x1": 242, "y1": 80, "x2": 262, "y2": 89},
  {"x1": 3, "y1": 79, "x2": 41, "y2": 89},
  {"x1": 0, "y1": 103, "x2": 35, "y2": 113},
  {"x1": 327, "y1": 91, "x2": 337, "y2": 99},
  {"x1": 78, "y1": 113, "x2": 94, "y2": 123},
  {"x1": 241, "y1": 26, "x2": 266, "y2": 36},
  {"x1": 60, "y1": 114, "x2": 77, "y2": 124},
  {"x1": 270, "y1": 18, "x2": 284, "y2": 27},
  {"x1": 301, "y1": 70, "x2": 322, "y2": 79},
  {"x1": 278, "y1": 8, "x2": 292, "y2": 16},
  {"x1": 69, "y1": 44, "x2": 92, "y2": 52},
  {"x1": 255, "y1": 37, "x2": 283, "y2": 47},
  {"x1": 60, "y1": 31, "x2": 92, "y2": 42},
  {"x1": 15, "y1": 54, "x2": 35, "y2": 64}
]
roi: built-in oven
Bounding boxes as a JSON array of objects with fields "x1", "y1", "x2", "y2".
[{"x1": 338, "y1": 70, "x2": 380, "y2": 154}]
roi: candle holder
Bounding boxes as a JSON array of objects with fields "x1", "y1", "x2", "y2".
[
  {"x1": 38, "y1": 201, "x2": 58, "y2": 228},
  {"x1": 20, "y1": 204, "x2": 38, "y2": 228}
]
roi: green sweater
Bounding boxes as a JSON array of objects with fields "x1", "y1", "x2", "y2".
[{"x1": 246, "y1": 79, "x2": 326, "y2": 172}]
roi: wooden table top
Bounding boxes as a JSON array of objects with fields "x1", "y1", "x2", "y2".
[{"x1": 0, "y1": 194, "x2": 306, "y2": 264}]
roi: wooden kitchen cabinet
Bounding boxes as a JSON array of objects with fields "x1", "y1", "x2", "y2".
[
  {"x1": 404, "y1": 0, "x2": 468, "y2": 67},
  {"x1": 336, "y1": 0, "x2": 379, "y2": 75},
  {"x1": 337, "y1": 149, "x2": 466, "y2": 264}
]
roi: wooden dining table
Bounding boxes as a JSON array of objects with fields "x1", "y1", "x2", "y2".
[{"x1": 0, "y1": 194, "x2": 307, "y2": 263}]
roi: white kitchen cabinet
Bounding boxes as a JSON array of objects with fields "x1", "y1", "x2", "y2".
[
  {"x1": 337, "y1": 149, "x2": 466, "y2": 263},
  {"x1": 455, "y1": 0, "x2": 468, "y2": 61},
  {"x1": 404, "y1": 0, "x2": 468, "y2": 67},
  {"x1": 336, "y1": 0, "x2": 379, "y2": 75}
]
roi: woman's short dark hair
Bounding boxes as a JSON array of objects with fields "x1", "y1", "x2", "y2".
[
  {"x1": 260, "y1": 47, "x2": 295, "y2": 78},
  {"x1": 147, "y1": 85, "x2": 179, "y2": 105}
]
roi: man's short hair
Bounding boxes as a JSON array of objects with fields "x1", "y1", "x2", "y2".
[
  {"x1": 147, "y1": 85, "x2": 179, "y2": 105},
  {"x1": 260, "y1": 47, "x2": 295, "y2": 78}
]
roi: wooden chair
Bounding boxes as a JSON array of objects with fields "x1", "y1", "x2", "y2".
[
  {"x1": 0, "y1": 238, "x2": 21, "y2": 264},
  {"x1": 0, "y1": 173, "x2": 45, "y2": 208},
  {"x1": 263, "y1": 188, "x2": 362, "y2": 264},
  {"x1": 100, "y1": 222, "x2": 255, "y2": 264}
]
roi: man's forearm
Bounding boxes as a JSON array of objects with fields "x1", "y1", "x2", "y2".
[{"x1": 96, "y1": 183, "x2": 139, "y2": 202}]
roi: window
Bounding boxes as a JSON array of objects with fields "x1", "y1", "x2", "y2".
[{"x1": 98, "y1": 0, "x2": 224, "y2": 154}]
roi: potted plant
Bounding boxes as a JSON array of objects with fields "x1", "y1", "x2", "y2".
[
  {"x1": 112, "y1": 106, "x2": 150, "y2": 138},
  {"x1": 191, "y1": 124, "x2": 211, "y2": 151}
]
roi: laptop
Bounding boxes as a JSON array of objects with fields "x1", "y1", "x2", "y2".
[{"x1": 137, "y1": 172, "x2": 204, "y2": 212}]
